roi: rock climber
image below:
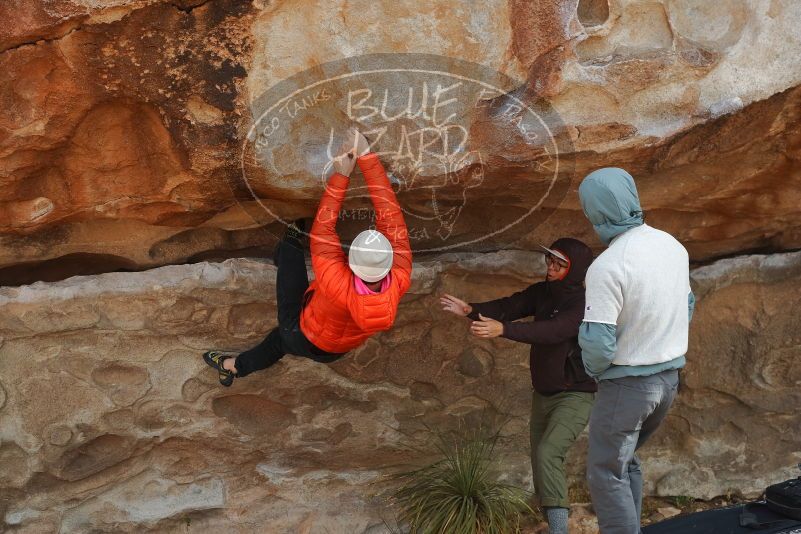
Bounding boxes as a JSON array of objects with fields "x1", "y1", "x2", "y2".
[{"x1": 203, "y1": 129, "x2": 412, "y2": 385}]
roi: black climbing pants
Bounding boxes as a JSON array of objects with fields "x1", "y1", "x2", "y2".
[{"x1": 234, "y1": 237, "x2": 343, "y2": 377}]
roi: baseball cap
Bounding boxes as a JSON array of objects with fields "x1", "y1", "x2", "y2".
[{"x1": 537, "y1": 244, "x2": 569, "y2": 264}]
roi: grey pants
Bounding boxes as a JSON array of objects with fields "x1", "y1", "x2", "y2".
[{"x1": 586, "y1": 369, "x2": 679, "y2": 534}]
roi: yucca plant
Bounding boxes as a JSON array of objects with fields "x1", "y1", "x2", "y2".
[{"x1": 391, "y1": 430, "x2": 533, "y2": 533}]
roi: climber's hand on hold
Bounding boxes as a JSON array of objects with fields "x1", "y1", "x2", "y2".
[
  {"x1": 332, "y1": 151, "x2": 357, "y2": 177},
  {"x1": 347, "y1": 127, "x2": 371, "y2": 157}
]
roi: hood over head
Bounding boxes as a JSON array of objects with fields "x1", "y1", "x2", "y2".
[
  {"x1": 545, "y1": 237, "x2": 593, "y2": 294},
  {"x1": 578, "y1": 167, "x2": 644, "y2": 245}
]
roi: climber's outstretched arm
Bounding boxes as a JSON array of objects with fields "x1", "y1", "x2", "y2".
[
  {"x1": 309, "y1": 149, "x2": 357, "y2": 297},
  {"x1": 356, "y1": 153, "x2": 412, "y2": 292}
]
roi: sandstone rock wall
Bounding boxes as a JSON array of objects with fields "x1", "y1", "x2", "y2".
[
  {"x1": 2, "y1": 1, "x2": 800, "y2": 531},
  {"x1": 1, "y1": 0, "x2": 800, "y2": 283},
  {"x1": 1, "y1": 251, "x2": 799, "y2": 532}
]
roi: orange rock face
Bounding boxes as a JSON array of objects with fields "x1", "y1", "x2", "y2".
[
  {"x1": 0, "y1": 0, "x2": 800, "y2": 284},
  {"x1": 0, "y1": 0, "x2": 254, "y2": 283}
]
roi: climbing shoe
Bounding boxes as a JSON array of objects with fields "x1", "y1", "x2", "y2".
[
  {"x1": 203, "y1": 350, "x2": 236, "y2": 387},
  {"x1": 284, "y1": 218, "x2": 306, "y2": 243}
]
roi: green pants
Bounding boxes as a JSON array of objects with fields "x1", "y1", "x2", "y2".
[{"x1": 530, "y1": 390, "x2": 594, "y2": 508}]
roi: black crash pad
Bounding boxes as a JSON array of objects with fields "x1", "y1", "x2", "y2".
[{"x1": 643, "y1": 503, "x2": 801, "y2": 534}]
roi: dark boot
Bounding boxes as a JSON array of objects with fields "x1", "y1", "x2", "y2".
[{"x1": 284, "y1": 218, "x2": 307, "y2": 244}]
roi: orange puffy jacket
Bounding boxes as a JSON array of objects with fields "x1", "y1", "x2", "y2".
[{"x1": 300, "y1": 153, "x2": 413, "y2": 353}]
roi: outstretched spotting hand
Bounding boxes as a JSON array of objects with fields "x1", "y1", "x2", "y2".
[
  {"x1": 440, "y1": 293, "x2": 472, "y2": 317},
  {"x1": 470, "y1": 313, "x2": 503, "y2": 339}
]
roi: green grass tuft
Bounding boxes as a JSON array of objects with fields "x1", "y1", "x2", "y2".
[{"x1": 391, "y1": 430, "x2": 533, "y2": 534}]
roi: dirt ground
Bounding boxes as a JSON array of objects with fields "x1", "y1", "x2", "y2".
[{"x1": 519, "y1": 486, "x2": 752, "y2": 533}]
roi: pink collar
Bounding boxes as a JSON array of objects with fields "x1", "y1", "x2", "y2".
[{"x1": 354, "y1": 273, "x2": 392, "y2": 295}]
